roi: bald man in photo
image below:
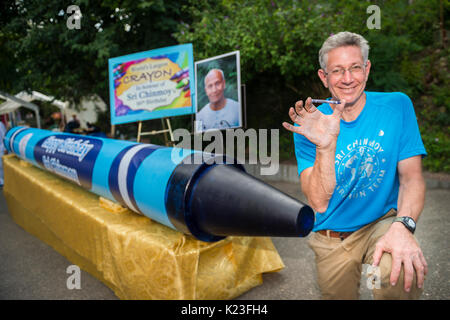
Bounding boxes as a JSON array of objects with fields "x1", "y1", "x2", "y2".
[{"x1": 196, "y1": 69, "x2": 240, "y2": 131}]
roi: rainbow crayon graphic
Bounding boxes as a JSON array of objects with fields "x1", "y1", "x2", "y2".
[
  {"x1": 170, "y1": 68, "x2": 189, "y2": 81},
  {"x1": 176, "y1": 78, "x2": 189, "y2": 89},
  {"x1": 175, "y1": 72, "x2": 189, "y2": 82},
  {"x1": 4, "y1": 127, "x2": 314, "y2": 242}
]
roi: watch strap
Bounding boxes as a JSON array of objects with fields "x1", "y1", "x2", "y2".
[{"x1": 392, "y1": 216, "x2": 416, "y2": 234}]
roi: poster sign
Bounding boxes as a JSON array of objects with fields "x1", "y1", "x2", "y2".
[
  {"x1": 108, "y1": 44, "x2": 195, "y2": 125},
  {"x1": 194, "y1": 51, "x2": 242, "y2": 133}
]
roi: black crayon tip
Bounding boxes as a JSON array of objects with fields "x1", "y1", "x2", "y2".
[
  {"x1": 190, "y1": 164, "x2": 314, "y2": 239},
  {"x1": 166, "y1": 153, "x2": 315, "y2": 242}
]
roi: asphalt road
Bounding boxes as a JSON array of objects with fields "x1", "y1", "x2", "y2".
[{"x1": 0, "y1": 181, "x2": 449, "y2": 300}]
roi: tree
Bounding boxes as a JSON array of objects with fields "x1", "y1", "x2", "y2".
[{"x1": 0, "y1": 0, "x2": 187, "y2": 119}]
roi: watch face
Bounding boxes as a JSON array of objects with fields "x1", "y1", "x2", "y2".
[
  {"x1": 407, "y1": 218, "x2": 416, "y2": 228},
  {"x1": 394, "y1": 217, "x2": 416, "y2": 232}
]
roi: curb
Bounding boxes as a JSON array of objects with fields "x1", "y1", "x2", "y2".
[{"x1": 244, "y1": 163, "x2": 450, "y2": 190}]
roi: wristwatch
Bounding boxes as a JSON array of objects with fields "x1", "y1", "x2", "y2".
[{"x1": 392, "y1": 216, "x2": 416, "y2": 234}]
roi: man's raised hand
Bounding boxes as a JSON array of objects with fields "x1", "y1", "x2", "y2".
[{"x1": 282, "y1": 97, "x2": 346, "y2": 150}]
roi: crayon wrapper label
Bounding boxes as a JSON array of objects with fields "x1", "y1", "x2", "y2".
[{"x1": 34, "y1": 135, "x2": 103, "y2": 189}]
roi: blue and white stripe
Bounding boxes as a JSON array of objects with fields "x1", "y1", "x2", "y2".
[
  {"x1": 7, "y1": 127, "x2": 30, "y2": 154},
  {"x1": 108, "y1": 144, "x2": 162, "y2": 214}
]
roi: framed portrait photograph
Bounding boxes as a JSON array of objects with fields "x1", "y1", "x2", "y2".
[{"x1": 194, "y1": 51, "x2": 242, "y2": 133}]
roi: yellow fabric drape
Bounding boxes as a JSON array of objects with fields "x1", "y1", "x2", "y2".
[{"x1": 3, "y1": 154, "x2": 284, "y2": 299}]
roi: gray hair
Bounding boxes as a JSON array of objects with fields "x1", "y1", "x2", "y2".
[
  {"x1": 318, "y1": 32, "x2": 370, "y2": 70},
  {"x1": 204, "y1": 68, "x2": 225, "y2": 86}
]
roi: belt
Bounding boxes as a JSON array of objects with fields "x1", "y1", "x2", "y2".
[{"x1": 317, "y1": 230, "x2": 353, "y2": 241}]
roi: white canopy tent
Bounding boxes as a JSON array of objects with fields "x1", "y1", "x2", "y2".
[{"x1": 0, "y1": 90, "x2": 69, "y2": 129}]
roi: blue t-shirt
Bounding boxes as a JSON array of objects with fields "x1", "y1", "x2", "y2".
[{"x1": 293, "y1": 91, "x2": 427, "y2": 232}]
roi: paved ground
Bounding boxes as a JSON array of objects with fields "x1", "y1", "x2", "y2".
[{"x1": 0, "y1": 181, "x2": 449, "y2": 300}]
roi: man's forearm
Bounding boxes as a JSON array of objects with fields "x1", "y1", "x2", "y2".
[
  {"x1": 303, "y1": 142, "x2": 337, "y2": 212},
  {"x1": 396, "y1": 174, "x2": 426, "y2": 222}
]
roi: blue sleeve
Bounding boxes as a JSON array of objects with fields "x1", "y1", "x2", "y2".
[
  {"x1": 397, "y1": 93, "x2": 427, "y2": 161},
  {"x1": 293, "y1": 124, "x2": 317, "y2": 176}
]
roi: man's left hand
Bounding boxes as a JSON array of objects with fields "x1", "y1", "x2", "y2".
[{"x1": 372, "y1": 222, "x2": 428, "y2": 292}]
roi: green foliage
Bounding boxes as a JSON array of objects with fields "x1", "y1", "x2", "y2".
[
  {"x1": 421, "y1": 128, "x2": 450, "y2": 172},
  {"x1": 414, "y1": 46, "x2": 450, "y2": 172},
  {"x1": 0, "y1": 0, "x2": 185, "y2": 133},
  {"x1": 175, "y1": 0, "x2": 449, "y2": 172},
  {"x1": 1, "y1": 0, "x2": 448, "y2": 171}
]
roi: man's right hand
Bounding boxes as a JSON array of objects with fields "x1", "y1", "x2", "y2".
[{"x1": 282, "y1": 97, "x2": 345, "y2": 150}]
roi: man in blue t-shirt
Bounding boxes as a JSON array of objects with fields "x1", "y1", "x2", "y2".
[{"x1": 283, "y1": 32, "x2": 427, "y2": 300}]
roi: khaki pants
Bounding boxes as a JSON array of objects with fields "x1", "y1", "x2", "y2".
[{"x1": 308, "y1": 209, "x2": 423, "y2": 300}]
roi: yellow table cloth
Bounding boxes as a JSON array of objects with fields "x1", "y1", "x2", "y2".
[{"x1": 2, "y1": 154, "x2": 284, "y2": 299}]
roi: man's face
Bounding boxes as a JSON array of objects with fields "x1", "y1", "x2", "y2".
[
  {"x1": 318, "y1": 45, "x2": 371, "y2": 106},
  {"x1": 205, "y1": 71, "x2": 225, "y2": 104}
]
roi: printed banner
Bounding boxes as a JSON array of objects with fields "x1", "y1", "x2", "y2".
[
  {"x1": 34, "y1": 134, "x2": 103, "y2": 189},
  {"x1": 108, "y1": 44, "x2": 195, "y2": 125}
]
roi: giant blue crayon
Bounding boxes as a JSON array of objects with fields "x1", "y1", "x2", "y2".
[{"x1": 4, "y1": 127, "x2": 314, "y2": 242}]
